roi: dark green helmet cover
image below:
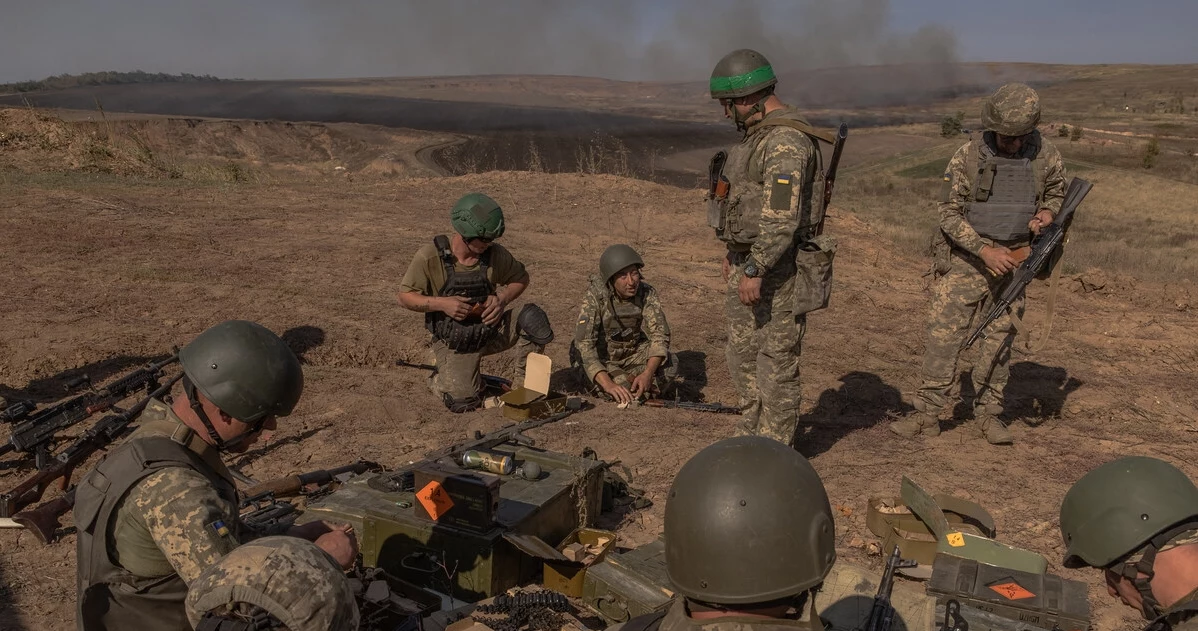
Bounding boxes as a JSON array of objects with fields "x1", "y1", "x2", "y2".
[
  {"x1": 710, "y1": 49, "x2": 778, "y2": 99},
  {"x1": 1060, "y1": 456, "x2": 1198, "y2": 568},
  {"x1": 179, "y1": 320, "x2": 304, "y2": 423},
  {"x1": 451, "y1": 193, "x2": 506, "y2": 240},
  {"x1": 599, "y1": 244, "x2": 644, "y2": 283},
  {"x1": 665, "y1": 436, "x2": 835, "y2": 604}
]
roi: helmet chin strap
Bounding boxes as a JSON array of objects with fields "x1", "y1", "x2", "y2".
[
  {"x1": 1113, "y1": 523, "x2": 1198, "y2": 620},
  {"x1": 184, "y1": 376, "x2": 254, "y2": 451},
  {"x1": 734, "y1": 99, "x2": 768, "y2": 133}
]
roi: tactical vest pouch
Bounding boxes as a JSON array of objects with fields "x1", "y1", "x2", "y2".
[
  {"x1": 792, "y1": 235, "x2": 836, "y2": 315},
  {"x1": 705, "y1": 197, "x2": 727, "y2": 232},
  {"x1": 965, "y1": 156, "x2": 1038, "y2": 241}
]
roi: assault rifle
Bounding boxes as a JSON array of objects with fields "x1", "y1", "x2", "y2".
[
  {"x1": 816, "y1": 122, "x2": 849, "y2": 237},
  {"x1": 1, "y1": 354, "x2": 179, "y2": 469},
  {"x1": 1, "y1": 376, "x2": 90, "y2": 424},
  {"x1": 395, "y1": 358, "x2": 512, "y2": 392},
  {"x1": 642, "y1": 399, "x2": 740, "y2": 415},
  {"x1": 239, "y1": 493, "x2": 301, "y2": 535},
  {"x1": 965, "y1": 177, "x2": 1093, "y2": 348},
  {"x1": 862, "y1": 547, "x2": 917, "y2": 631},
  {"x1": 242, "y1": 460, "x2": 383, "y2": 500},
  {"x1": 1, "y1": 373, "x2": 182, "y2": 521}
]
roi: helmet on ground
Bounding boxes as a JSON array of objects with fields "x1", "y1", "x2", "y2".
[
  {"x1": 665, "y1": 436, "x2": 836, "y2": 604},
  {"x1": 599, "y1": 244, "x2": 644, "y2": 283},
  {"x1": 451, "y1": 193, "x2": 505, "y2": 240},
  {"x1": 179, "y1": 320, "x2": 304, "y2": 424},
  {"x1": 981, "y1": 83, "x2": 1041, "y2": 136},
  {"x1": 710, "y1": 49, "x2": 778, "y2": 100}
]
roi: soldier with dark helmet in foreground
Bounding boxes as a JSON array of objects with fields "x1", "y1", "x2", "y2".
[
  {"x1": 397, "y1": 192, "x2": 554, "y2": 413},
  {"x1": 74, "y1": 320, "x2": 358, "y2": 631},
  {"x1": 185, "y1": 536, "x2": 359, "y2": 631},
  {"x1": 1060, "y1": 456, "x2": 1198, "y2": 630},
  {"x1": 891, "y1": 82, "x2": 1067, "y2": 445},
  {"x1": 570, "y1": 244, "x2": 677, "y2": 405}
]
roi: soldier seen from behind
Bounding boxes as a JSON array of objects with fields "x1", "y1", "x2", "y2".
[
  {"x1": 397, "y1": 192, "x2": 554, "y2": 412},
  {"x1": 891, "y1": 83, "x2": 1067, "y2": 445},
  {"x1": 1060, "y1": 456, "x2": 1198, "y2": 631},
  {"x1": 570, "y1": 244, "x2": 677, "y2": 405}
]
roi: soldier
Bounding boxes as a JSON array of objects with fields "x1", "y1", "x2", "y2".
[
  {"x1": 186, "y1": 536, "x2": 359, "y2": 631},
  {"x1": 74, "y1": 320, "x2": 358, "y2": 631},
  {"x1": 706, "y1": 49, "x2": 833, "y2": 447},
  {"x1": 1060, "y1": 456, "x2": 1198, "y2": 631},
  {"x1": 570, "y1": 244, "x2": 677, "y2": 405},
  {"x1": 891, "y1": 82, "x2": 1067, "y2": 444},
  {"x1": 397, "y1": 192, "x2": 554, "y2": 412}
]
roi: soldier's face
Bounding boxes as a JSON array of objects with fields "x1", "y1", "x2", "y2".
[
  {"x1": 611, "y1": 265, "x2": 641, "y2": 299},
  {"x1": 995, "y1": 133, "x2": 1027, "y2": 156},
  {"x1": 467, "y1": 237, "x2": 493, "y2": 255}
]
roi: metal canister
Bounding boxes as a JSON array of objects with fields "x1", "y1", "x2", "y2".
[{"x1": 461, "y1": 450, "x2": 514, "y2": 475}]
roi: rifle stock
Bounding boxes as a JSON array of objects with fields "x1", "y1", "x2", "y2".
[
  {"x1": 12, "y1": 488, "x2": 75, "y2": 545},
  {"x1": 242, "y1": 460, "x2": 383, "y2": 499}
]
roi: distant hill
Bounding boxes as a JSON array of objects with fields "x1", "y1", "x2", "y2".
[{"x1": 0, "y1": 70, "x2": 227, "y2": 94}]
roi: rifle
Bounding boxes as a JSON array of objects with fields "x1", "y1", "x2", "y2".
[
  {"x1": 965, "y1": 177, "x2": 1093, "y2": 348},
  {"x1": 1, "y1": 375, "x2": 91, "y2": 424},
  {"x1": 862, "y1": 546, "x2": 917, "y2": 631},
  {"x1": 816, "y1": 122, "x2": 849, "y2": 237},
  {"x1": 0, "y1": 373, "x2": 182, "y2": 519},
  {"x1": 395, "y1": 359, "x2": 512, "y2": 392},
  {"x1": 241, "y1": 460, "x2": 383, "y2": 500},
  {"x1": 239, "y1": 493, "x2": 300, "y2": 534},
  {"x1": 1, "y1": 354, "x2": 179, "y2": 469},
  {"x1": 642, "y1": 399, "x2": 740, "y2": 415}
]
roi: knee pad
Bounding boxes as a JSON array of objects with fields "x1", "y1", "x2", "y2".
[
  {"x1": 517, "y1": 303, "x2": 554, "y2": 346},
  {"x1": 441, "y1": 392, "x2": 483, "y2": 413}
]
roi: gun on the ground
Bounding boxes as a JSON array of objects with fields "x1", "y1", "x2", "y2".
[
  {"x1": 1, "y1": 375, "x2": 91, "y2": 424},
  {"x1": 965, "y1": 177, "x2": 1093, "y2": 348},
  {"x1": 816, "y1": 122, "x2": 849, "y2": 237},
  {"x1": 642, "y1": 399, "x2": 741, "y2": 415},
  {"x1": 0, "y1": 373, "x2": 182, "y2": 520},
  {"x1": 239, "y1": 493, "x2": 301, "y2": 535},
  {"x1": 395, "y1": 358, "x2": 512, "y2": 392},
  {"x1": 862, "y1": 547, "x2": 917, "y2": 631},
  {"x1": 241, "y1": 460, "x2": 384, "y2": 500},
  {"x1": 0, "y1": 354, "x2": 179, "y2": 469}
]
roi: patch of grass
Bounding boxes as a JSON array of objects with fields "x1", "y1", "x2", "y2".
[{"x1": 896, "y1": 157, "x2": 950, "y2": 179}]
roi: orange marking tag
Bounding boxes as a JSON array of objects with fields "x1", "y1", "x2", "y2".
[
  {"x1": 945, "y1": 531, "x2": 965, "y2": 547},
  {"x1": 989, "y1": 581, "x2": 1035, "y2": 600},
  {"x1": 416, "y1": 481, "x2": 454, "y2": 520}
]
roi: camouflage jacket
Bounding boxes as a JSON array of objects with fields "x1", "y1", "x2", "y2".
[
  {"x1": 939, "y1": 131, "x2": 1066, "y2": 255},
  {"x1": 721, "y1": 107, "x2": 820, "y2": 270},
  {"x1": 1147, "y1": 587, "x2": 1198, "y2": 631},
  {"x1": 572, "y1": 275, "x2": 670, "y2": 382}
]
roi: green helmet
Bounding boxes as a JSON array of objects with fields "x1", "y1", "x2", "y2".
[
  {"x1": 451, "y1": 193, "x2": 505, "y2": 240},
  {"x1": 981, "y1": 83, "x2": 1041, "y2": 136},
  {"x1": 185, "y1": 536, "x2": 359, "y2": 631},
  {"x1": 710, "y1": 49, "x2": 778, "y2": 100},
  {"x1": 665, "y1": 436, "x2": 835, "y2": 604},
  {"x1": 1060, "y1": 456, "x2": 1198, "y2": 569},
  {"x1": 179, "y1": 320, "x2": 304, "y2": 424},
  {"x1": 599, "y1": 244, "x2": 644, "y2": 283}
]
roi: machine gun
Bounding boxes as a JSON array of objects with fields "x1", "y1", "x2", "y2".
[
  {"x1": 1, "y1": 354, "x2": 179, "y2": 469},
  {"x1": 816, "y1": 122, "x2": 849, "y2": 237},
  {"x1": 862, "y1": 547, "x2": 917, "y2": 631},
  {"x1": 1, "y1": 376, "x2": 90, "y2": 424},
  {"x1": 642, "y1": 399, "x2": 740, "y2": 414},
  {"x1": 965, "y1": 177, "x2": 1093, "y2": 348}
]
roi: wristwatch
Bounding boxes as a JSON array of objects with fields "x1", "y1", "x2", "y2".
[{"x1": 743, "y1": 261, "x2": 763, "y2": 278}]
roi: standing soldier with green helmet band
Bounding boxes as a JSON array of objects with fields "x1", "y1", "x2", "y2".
[
  {"x1": 891, "y1": 82, "x2": 1067, "y2": 445},
  {"x1": 1060, "y1": 456, "x2": 1198, "y2": 630},
  {"x1": 570, "y1": 244, "x2": 676, "y2": 405},
  {"x1": 706, "y1": 48, "x2": 835, "y2": 447},
  {"x1": 397, "y1": 192, "x2": 554, "y2": 413},
  {"x1": 74, "y1": 320, "x2": 359, "y2": 631}
]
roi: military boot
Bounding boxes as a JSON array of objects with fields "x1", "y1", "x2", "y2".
[
  {"x1": 975, "y1": 404, "x2": 1013, "y2": 445},
  {"x1": 889, "y1": 401, "x2": 942, "y2": 438}
]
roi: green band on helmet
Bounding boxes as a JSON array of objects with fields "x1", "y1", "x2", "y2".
[{"x1": 710, "y1": 65, "x2": 776, "y2": 95}]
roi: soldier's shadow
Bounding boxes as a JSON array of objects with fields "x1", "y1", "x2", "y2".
[
  {"x1": 820, "y1": 594, "x2": 911, "y2": 631},
  {"x1": 796, "y1": 371, "x2": 914, "y2": 458},
  {"x1": 0, "y1": 354, "x2": 165, "y2": 407},
  {"x1": 948, "y1": 363, "x2": 1081, "y2": 429}
]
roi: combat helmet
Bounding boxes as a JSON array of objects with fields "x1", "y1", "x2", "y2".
[
  {"x1": 186, "y1": 536, "x2": 359, "y2": 631},
  {"x1": 178, "y1": 320, "x2": 303, "y2": 449},
  {"x1": 1060, "y1": 456, "x2": 1198, "y2": 619},
  {"x1": 598, "y1": 244, "x2": 644, "y2": 283},
  {"x1": 451, "y1": 193, "x2": 505, "y2": 240},
  {"x1": 665, "y1": 436, "x2": 836, "y2": 605},
  {"x1": 710, "y1": 49, "x2": 778, "y2": 100},
  {"x1": 981, "y1": 83, "x2": 1041, "y2": 137}
]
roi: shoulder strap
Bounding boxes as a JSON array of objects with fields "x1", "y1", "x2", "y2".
[
  {"x1": 752, "y1": 117, "x2": 836, "y2": 145},
  {"x1": 432, "y1": 234, "x2": 455, "y2": 292},
  {"x1": 622, "y1": 610, "x2": 668, "y2": 631}
]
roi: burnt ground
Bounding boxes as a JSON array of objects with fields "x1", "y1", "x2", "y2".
[{"x1": 0, "y1": 148, "x2": 1195, "y2": 630}]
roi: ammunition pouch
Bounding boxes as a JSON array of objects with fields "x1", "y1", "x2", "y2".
[
  {"x1": 792, "y1": 235, "x2": 836, "y2": 316},
  {"x1": 426, "y1": 314, "x2": 496, "y2": 353}
]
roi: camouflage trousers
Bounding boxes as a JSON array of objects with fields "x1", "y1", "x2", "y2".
[
  {"x1": 568, "y1": 342, "x2": 679, "y2": 397},
  {"x1": 726, "y1": 255, "x2": 805, "y2": 447},
  {"x1": 916, "y1": 254, "x2": 1024, "y2": 413},
  {"x1": 430, "y1": 309, "x2": 541, "y2": 401}
]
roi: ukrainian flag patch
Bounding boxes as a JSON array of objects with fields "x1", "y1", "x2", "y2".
[
  {"x1": 208, "y1": 519, "x2": 230, "y2": 538},
  {"x1": 776, "y1": 176, "x2": 791, "y2": 184}
]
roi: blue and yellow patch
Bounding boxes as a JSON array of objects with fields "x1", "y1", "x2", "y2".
[
  {"x1": 942, "y1": 172, "x2": 952, "y2": 182},
  {"x1": 207, "y1": 519, "x2": 230, "y2": 538},
  {"x1": 776, "y1": 176, "x2": 791, "y2": 185}
]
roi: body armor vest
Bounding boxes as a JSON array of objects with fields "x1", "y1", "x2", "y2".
[
  {"x1": 592, "y1": 278, "x2": 649, "y2": 363},
  {"x1": 964, "y1": 133, "x2": 1044, "y2": 242},
  {"x1": 424, "y1": 235, "x2": 498, "y2": 353},
  {"x1": 75, "y1": 402, "x2": 238, "y2": 631},
  {"x1": 1146, "y1": 598, "x2": 1198, "y2": 631},
  {"x1": 709, "y1": 109, "x2": 824, "y2": 250}
]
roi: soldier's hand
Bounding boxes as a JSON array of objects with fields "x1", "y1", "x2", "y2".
[
  {"x1": 629, "y1": 371, "x2": 654, "y2": 398},
  {"x1": 314, "y1": 523, "x2": 359, "y2": 569},
  {"x1": 722, "y1": 254, "x2": 732, "y2": 282},
  {"x1": 738, "y1": 276, "x2": 763, "y2": 306},
  {"x1": 980, "y1": 245, "x2": 1018, "y2": 275},
  {"x1": 597, "y1": 373, "x2": 633, "y2": 405},
  {"x1": 442, "y1": 296, "x2": 472, "y2": 321},
  {"x1": 481, "y1": 294, "x2": 506, "y2": 326},
  {"x1": 1028, "y1": 210, "x2": 1054, "y2": 236}
]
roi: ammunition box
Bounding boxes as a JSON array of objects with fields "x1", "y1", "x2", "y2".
[
  {"x1": 542, "y1": 527, "x2": 616, "y2": 597},
  {"x1": 582, "y1": 538, "x2": 674, "y2": 624},
  {"x1": 350, "y1": 568, "x2": 442, "y2": 631},
  {"x1": 411, "y1": 463, "x2": 501, "y2": 532},
  {"x1": 300, "y1": 444, "x2": 604, "y2": 601},
  {"x1": 927, "y1": 554, "x2": 1090, "y2": 631},
  {"x1": 499, "y1": 387, "x2": 567, "y2": 421}
]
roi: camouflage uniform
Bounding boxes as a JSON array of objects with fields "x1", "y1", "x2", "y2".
[
  {"x1": 570, "y1": 275, "x2": 676, "y2": 396},
  {"x1": 902, "y1": 84, "x2": 1066, "y2": 443},
  {"x1": 719, "y1": 107, "x2": 821, "y2": 447},
  {"x1": 186, "y1": 536, "x2": 359, "y2": 631},
  {"x1": 75, "y1": 399, "x2": 242, "y2": 631},
  {"x1": 1151, "y1": 588, "x2": 1198, "y2": 631}
]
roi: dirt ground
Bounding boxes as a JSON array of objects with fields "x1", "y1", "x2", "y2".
[{"x1": 1, "y1": 110, "x2": 1197, "y2": 631}]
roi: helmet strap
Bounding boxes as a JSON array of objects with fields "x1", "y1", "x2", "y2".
[
  {"x1": 184, "y1": 376, "x2": 231, "y2": 451},
  {"x1": 1113, "y1": 522, "x2": 1198, "y2": 620}
]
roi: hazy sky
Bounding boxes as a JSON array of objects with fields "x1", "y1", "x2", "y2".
[{"x1": 1, "y1": 0, "x2": 1194, "y2": 84}]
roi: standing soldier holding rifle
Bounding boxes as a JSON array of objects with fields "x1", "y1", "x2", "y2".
[{"x1": 891, "y1": 83, "x2": 1067, "y2": 444}]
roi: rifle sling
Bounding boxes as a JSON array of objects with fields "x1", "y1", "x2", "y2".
[
  {"x1": 1008, "y1": 240, "x2": 1066, "y2": 354},
  {"x1": 751, "y1": 118, "x2": 836, "y2": 145}
]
